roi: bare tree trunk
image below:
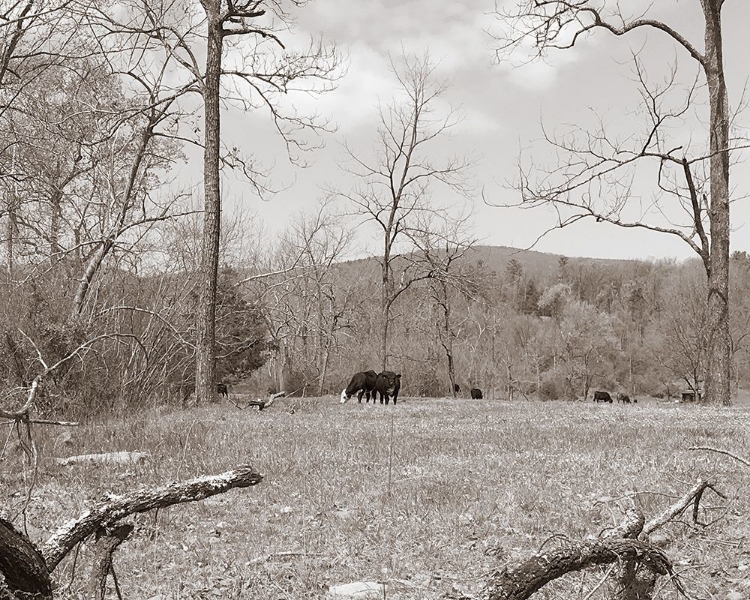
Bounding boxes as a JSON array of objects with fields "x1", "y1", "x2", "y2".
[
  {"x1": 4, "y1": 202, "x2": 15, "y2": 279},
  {"x1": 380, "y1": 262, "x2": 390, "y2": 371},
  {"x1": 447, "y1": 347, "x2": 456, "y2": 397},
  {"x1": 702, "y1": 0, "x2": 731, "y2": 406},
  {"x1": 49, "y1": 190, "x2": 62, "y2": 262},
  {"x1": 506, "y1": 362, "x2": 513, "y2": 401},
  {"x1": 318, "y1": 312, "x2": 337, "y2": 396},
  {"x1": 195, "y1": 6, "x2": 223, "y2": 405},
  {"x1": 4, "y1": 148, "x2": 17, "y2": 279},
  {"x1": 72, "y1": 239, "x2": 113, "y2": 317}
]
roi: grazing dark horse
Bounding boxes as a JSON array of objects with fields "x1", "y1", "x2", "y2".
[
  {"x1": 374, "y1": 371, "x2": 401, "y2": 405},
  {"x1": 617, "y1": 393, "x2": 632, "y2": 404},
  {"x1": 216, "y1": 383, "x2": 229, "y2": 398},
  {"x1": 470, "y1": 387, "x2": 483, "y2": 399},
  {"x1": 593, "y1": 390, "x2": 612, "y2": 403},
  {"x1": 340, "y1": 370, "x2": 379, "y2": 404}
]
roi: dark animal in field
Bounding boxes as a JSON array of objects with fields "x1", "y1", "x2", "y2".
[
  {"x1": 470, "y1": 387, "x2": 483, "y2": 399},
  {"x1": 453, "y1": 383, "x2": 461, "y2": 394},
  {"x1": 340, "y1": 370, "x2": 379, "y2": 404},
  {"x1": 216, "y1": 383, "x2": 229, "y2": 398},
  {"x1": 593, "y1": 390, "x2": 612, "y2": 403},
  {"x1": 374, "y1": 371, "x2": 401, "y2": 405},
  {"x1": 617, "y1": 393, "x2": 632, "y2": 404}
]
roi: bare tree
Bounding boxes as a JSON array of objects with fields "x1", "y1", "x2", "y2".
[
  {"x1": 248, "y1": 201, "x2": 354, "y2": 394},
  {"x1": 193, "y1": 1, "x2": 342, "y2": 404},
  {"x1": 411, "y1": 211, "x2": 476, "y2": 397},
  {"x1": 493, "y1": 1, "x2": 741, "y2": 405},
  {"x1": 83, "y1": 0, "x2": 343, "y2": 403},
  {"x1": 340, "y1": 53, "x2": 472, "y2": 370}
]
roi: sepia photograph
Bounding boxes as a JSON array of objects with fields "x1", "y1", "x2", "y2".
[{"x1": 1, "y1": 1, "x2": 748, "y2": 598}]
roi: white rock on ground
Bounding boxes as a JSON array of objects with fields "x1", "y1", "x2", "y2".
[{"x1": 328, "y1": 581, "x2": 386, "y2": 598}]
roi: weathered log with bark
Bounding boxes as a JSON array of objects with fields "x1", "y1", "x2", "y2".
[
  {"x1": 482, "y1": 479, "x2": 720, "y2": 600},
  {"x1": 43, "y1": 464, "x2": 263, "y2": 570},
  {"x1": 483, "y1": 538, "x2": 671, "y2": 600},
  {"x1": 0, "y1": 517, "x2": 51, "y2": 599},
  {"x1": 0, "y1": 465, "x2": 263, "y2": 599}
]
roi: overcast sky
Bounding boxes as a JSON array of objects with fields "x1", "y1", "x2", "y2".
[{"x1": 202, "y1": 1, "x2": 750, "y2": 262}]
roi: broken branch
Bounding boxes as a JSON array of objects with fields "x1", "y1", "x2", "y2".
[{"x1": 42, "y1": 464, "x2": 263, "y2": 570}]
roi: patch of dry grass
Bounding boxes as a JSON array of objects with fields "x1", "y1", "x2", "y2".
[{"x1": 4, "y1": 397, "x2": 750, "y2": 599}]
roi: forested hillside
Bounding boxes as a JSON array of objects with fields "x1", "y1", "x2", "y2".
[
  {"x1": 243, "y1": 242, "x2": 750, "y2": 403},
  {"x1": 4, "y1": 210, "x2": 750, "y2": 415}
]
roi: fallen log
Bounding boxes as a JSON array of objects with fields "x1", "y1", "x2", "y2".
[
  {"x1": 228, "y1": 391, "x2": 286, "y2": 411},
  {"x1": 0, "y1": 517, "x2": 51, "y2": 599},
  {"x1": 483, "y1": 480, "x2": 719, "y2": 600},
  {"x1": 482, "y1": 538, "x2": 672, "y2": 600},
  {"x1": 55, "y1": 451, "x2": 151, "y2": 466},
  {"x1": 43, "y1": 464, "x2": 263, "y2": 570}
]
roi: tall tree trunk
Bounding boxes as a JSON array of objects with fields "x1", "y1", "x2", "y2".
[
  {"x1": 5, "y1": 146, "x2": 18, "y2": 278},
  {"x1": 50, "y1": 190, "x2": 62, "y2": 261},
  {"x1": 702, "y1": 0, "x2": 731, "y2": 406},
  {"x1": 380, "y1": 259, "x2": 390, "y2": 371},
  {"x1": 72, "y1": 239, "x2": 114, "y2": 317},
  {"x1": 5, "y1": 197, "x2": 15, "y2": 278},
  {"x1": 195, "y1": 6, "x2": 223, "y2": 404},
  {"x1": 318, "y1": 310, "x2": 337, "y2": 395}
]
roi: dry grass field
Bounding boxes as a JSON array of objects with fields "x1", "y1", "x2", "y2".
[{"x1": 4, "y1": 397, "x2": 750, "y2": 599}]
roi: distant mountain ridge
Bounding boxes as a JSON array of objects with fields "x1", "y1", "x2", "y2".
[{"x1": 334, "y1": 244, "x2": 659, "y2": 280}]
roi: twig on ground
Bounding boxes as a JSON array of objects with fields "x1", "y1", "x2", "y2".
[
  {"x1": 688, "y1": 445, "x2": 750, "y2": 467},
  {"x1": 582, "y1": 564, "x2": 615, "y2": 600}
]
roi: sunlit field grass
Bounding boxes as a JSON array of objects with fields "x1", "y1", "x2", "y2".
[{"x1": 4, "y1": 397, "x2": 750, "y2": 599}]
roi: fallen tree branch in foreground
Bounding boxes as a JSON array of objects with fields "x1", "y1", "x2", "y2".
[
  {"x1": 43, "y1": 464, "x2": 263, "y2": 570},
  {"x1": 483, "y1": 480, "x2": 720, "y2": 600},
  {"x1": 483, "y1": 539, "x2": 673, "y2": 600},
  {"x1": 0, "y1": 517, "x2": 51, "y2": 599},
  {"x1": 1, "y1": 465, "x2": 263, "y2": 598},
  {"x1": 643, "y1": 478, "x2": 725, "y2": 535}
]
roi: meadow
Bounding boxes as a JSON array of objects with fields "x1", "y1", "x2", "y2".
[{"x1": 4, "y1": 397, "x2": 750, "y2": 599}]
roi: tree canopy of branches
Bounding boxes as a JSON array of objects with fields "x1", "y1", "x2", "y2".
[
  {"x1": 493, "y1": 1, "x2": 737, "y2": 405},
  {"x1": 339, "y1": 53, "x2": 473, "y2": 370}
]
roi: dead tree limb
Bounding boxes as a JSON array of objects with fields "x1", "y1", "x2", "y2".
[
  {"x1": 42, "y1": 464, "x2": 263, "y2": 571},
  {"x1": 482, "y1": 538, "x2": 673, "y2": 600},
  {"x1": 0, "y1": 517, "x2": 52, "y2": 599},
  {"x1": 602, "y1": 506, "x2": 644, "y2": 539},
  {"x1": 86, "y1": 525, "x2": 133, "y2": 600},
  {"x1": 688, "y1": 445, "x2": 750, "y2": 467},
  {"x1": 228, "y1": 391, "x2": 286, "y2": 411},
  {"x1": 483, "y1": 480, "x2": 718, "y2": 600},
  {"x1": 642, "y1": 479, "x2": 720, "y2": 535}
]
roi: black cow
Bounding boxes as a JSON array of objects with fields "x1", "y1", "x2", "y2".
[
  {"x1": 340, "y1": 370, "x2": 378, "y2": 404},
  {"x1": 470, "y1": 387, "x2": 483, "y2": 399},
  {"x1": 453, "y1": 383, "x2": 461, "y2": 394},
  {"x1": 593, "y1": 390, "x2": 612, "y2": 403},
  {"x1": 617, "y1": 393, "x2": 632, "y2": 404},
  {"x1": 216, "y1": 383, "x2": 229, "y2": 398},
  {"x1": 374, "y1": 371, "x2": 401, "y2": 405}
]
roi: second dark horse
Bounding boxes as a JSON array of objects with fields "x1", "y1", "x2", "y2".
[{"x1": 374, "y1": 371, "x2": 401, "y2": 405}]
